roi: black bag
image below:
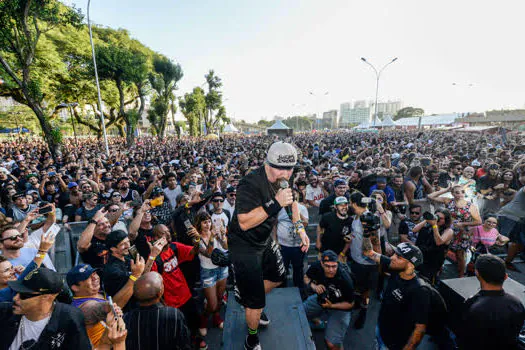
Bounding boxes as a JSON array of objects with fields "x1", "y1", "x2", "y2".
[{"x1": 211, "y1": 248, "x2": 231, "y2": 267}]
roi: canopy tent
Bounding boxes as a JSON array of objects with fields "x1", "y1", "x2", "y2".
[
  {"x1": 394, "y1": 114, "x2": 458, "y2": 128},
  {"x1": 267, "y1": 120, "x2": 293, "y2": 137},
  {"x1": 223, "y1": 123, "x2": 239, "y2": 133},
  {"x1": 381, "y1": 115, "x2": 396, "y2": 128}
]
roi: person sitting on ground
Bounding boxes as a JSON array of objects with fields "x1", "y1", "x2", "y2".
[{"x1": 471, "y1": 214, "x2": 509, "y2": 254}]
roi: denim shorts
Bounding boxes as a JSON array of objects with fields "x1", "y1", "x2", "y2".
[
  {"x1": 200, "y1": 266, "x2": 228, "y2": 288},
  {"x1": 303, "y1": 295, "x2": 351, "y2": 346}
]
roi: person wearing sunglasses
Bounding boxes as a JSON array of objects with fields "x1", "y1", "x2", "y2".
[
  {"x1": 399, "y1": 204, "x2": 423, "y2": 245},
  {"x1": 0, "y1": 224, "x2": 56, "y2": 273},
  {"x1": 210, "y1": 192, "x2": 231, "y2": 230},
  {"x1": 0, "y1": 267, "x2": 91, "y2": 349},
  {"x1": 75, "y1": 192, "x2": 103, "y2": 222},
  {"x1": 0, "y1": 228, "x2": 56, "y2": 302},
  {"x1": 428, "y1": 185, "x2": 482, "y2": 277},
  {"x1": 223, "y1": 186, "x2": 236, "y2": 215}
]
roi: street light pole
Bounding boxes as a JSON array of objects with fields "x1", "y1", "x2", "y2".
[
  {"x1": 58, "y1": 102, "x2": 79, "y2": 147},
  {"x1": 88, "y1": 0, "x2": 110, "y2": 157},
  {"x1": 361, "y1": 57, "x2": 398, "y2": 126}
]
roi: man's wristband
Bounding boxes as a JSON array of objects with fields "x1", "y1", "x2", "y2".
[
  {"x1": 432, "y1": 225, "x2": 438, "y2": 229},
  {"x1": 339, "y1": 252, "x2": 345, "y2": 257},
  {"x1": 129, "y1": 275, "x2": 138, "y2": 282},
  {"x1": 263, "y1": 200, "x2": 282, "y2": 217},
  {"x1": 88, "y1": 219, "x2": 98, "y2": 225},
  {"x1": 35, "y1": 253, "x2": 46, "y2": 259},
  {"x1": 148, "y1": 256, "x2": 155, "y2": 261}
]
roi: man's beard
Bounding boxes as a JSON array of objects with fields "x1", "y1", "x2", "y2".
[{"x1": 120, "y1": 186, "x2": 129, "y2": 191}]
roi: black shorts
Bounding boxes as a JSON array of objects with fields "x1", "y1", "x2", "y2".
[
  {"x1": 498, "y1": 216, "x2": 525, "y2": 244},
  {"x1": 350, "y1": 261, "x2": 378, "y2": 292},
  {"x1": 230, "y1": 239, "x2": 286, "y2": 309}
]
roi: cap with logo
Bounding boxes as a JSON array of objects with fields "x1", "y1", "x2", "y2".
[
  {"x1": 68, "y1": 182, "x2": 78, "y2": 189},
  {"x1": 266, "y1": 142, "x2": 298, "y2": 170},
  {"x1": 321, "y1": 250, "x2": 338, "y2": 263},
  {"x1": 334, "y1": 196, "x2": 349, "y2": 205},
  {"x1": 8, "y1": 267, "x2": 63, "y2": 295},
  {"x1": 66, "y1": 264, "x2": 99, "y2": 287},
  {"x1": 393, "y1": 242, "x2": 423, "y2": 267},
  {"x1": 11, "y1": 192, "x2": 26, "y2": 201}
]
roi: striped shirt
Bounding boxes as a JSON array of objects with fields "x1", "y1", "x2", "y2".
[{"x1": 123, "y1": 303, "x2": 191, "y2": 350}]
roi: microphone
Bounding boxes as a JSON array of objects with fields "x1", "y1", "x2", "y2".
[{"x1": 279, "y1": 179, "x2": 293, "y2": 219}]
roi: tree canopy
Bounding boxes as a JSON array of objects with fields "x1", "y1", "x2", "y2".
[{"x1": 394, "y1": 106, "x2": 425, "y2": 120}]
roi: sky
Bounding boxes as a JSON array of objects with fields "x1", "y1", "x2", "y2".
[{"x1": 68, "y1": 0, "x2": 525, "y2": 122}]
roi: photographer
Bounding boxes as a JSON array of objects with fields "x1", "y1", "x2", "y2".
[
  {"x1": 346, "y1": 191, "x2": 381, "y2": 329},
  {"x1": 413, "y1": 209, "x2": 454, "y2": 284},
  {"x1": 303, "y1": 250, "x2": 354, "y2": 350},
  {"x1": 364, "y1": 243, "x2": 449, "y2": 350}
]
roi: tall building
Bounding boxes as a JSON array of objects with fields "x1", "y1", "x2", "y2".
[
  {"x1": 370, "y1": 100, "x2": 403, "y2": 118},
  {"x1": 322, "y1": 110, "x2": 338, "y2": 129}
]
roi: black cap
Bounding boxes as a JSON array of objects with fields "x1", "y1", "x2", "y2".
[
  {"x1": 393, "y1": 242, "x2": 423, "y2": 267},
  {"x1": 321, "y1": 250, "x2": 338, "y2": 263},
  {"x1": 226, "y1": 186, "x2": 236, "y2": 194},
  {"x1": 212, "y1": 191, "x2": 225, "y2": 199},
  {"x1": 8, "y1": 267, "x2": 63, "y2": 295},
  {"x1": 106, "y1": 230, "x2": 128, "y2": 248},
  {"x1": 11, "y1": 192, "x2": 26, "y2": 201}
]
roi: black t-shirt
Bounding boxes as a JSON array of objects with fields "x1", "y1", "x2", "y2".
[
  {"x1": 102, "y1": 255, "x2": 136, "y2": 311},
  {"x1": 135, "y1": 227, "x2": 154, "y2": 259},
  {"x1": 460, "y1": 289, "x2": 525, "y2": 350},
  {"x1": 476, "y1": 175, "x2": 498, "y2": 193},
  {"x1": 79, "y1": 235, "x2": 109, "y2": 269},
  {"x1": 319, "y1": 212, "x2": 353, "y2": 254},
  {"x1": 415, "y1": 224, "x2": 448, "y2": 269},
  {"x1": 319, "y1": 194, "x2": 336, "y2": 216},
  {"x1": 229, "y1": 166, "x2": 279, "y2": 249},
  {"x1": 378, "y1": 257, "x2": 432, "y2": 350},
  {"x1": 306, "y1": 261, "x2": 354, "y2": 306}
]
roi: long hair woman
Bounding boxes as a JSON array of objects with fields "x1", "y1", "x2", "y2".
[{"x1": 194, "y1": 211, "x2": 228, "y2": 338}]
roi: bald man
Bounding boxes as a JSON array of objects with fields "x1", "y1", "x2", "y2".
[{"x1": 123, "y1": 272, "x2": 192, "y2": 350}]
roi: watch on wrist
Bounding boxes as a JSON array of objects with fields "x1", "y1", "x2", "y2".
[{"x1": 88, "y1": 219, "x2": 98, "y2": 225}]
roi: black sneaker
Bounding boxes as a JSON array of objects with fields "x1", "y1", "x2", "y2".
[
  {"x1": 354, "y1": 309, "x2": 367, "y2": 330},
  {"x1": 244, "y1": 336, "x2": 262, "y2": 350},
  {"x1": 259, "y1": 311, "x2": 270, "y2": 327}
]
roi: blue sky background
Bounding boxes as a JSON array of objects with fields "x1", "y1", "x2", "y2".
[{"x1": 69, "y1": 0, "x2": 525, "y2": 121}]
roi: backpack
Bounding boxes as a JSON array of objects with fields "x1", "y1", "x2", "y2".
[
  {"x1": 154, "y1": 243, "x2": 179, "y2": 273},
  {"x1": 410, "y1": 277, "x2": 448, "y2": 335}
]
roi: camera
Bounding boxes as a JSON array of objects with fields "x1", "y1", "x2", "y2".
[
  {"x1": 360, "y1": 211, "x2": 381, "y2": 235},
  {"x1": 317, "y1": 284, "x2": 342, "y2": 304},
  {"x1": 423, "y1": 211, "x2": 438, "y2": 221}
]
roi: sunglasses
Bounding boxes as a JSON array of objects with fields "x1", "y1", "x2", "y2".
[
  {"x1": 112, "y1": 194, "x2": 121, "y2": 198},
  {"x1": 1, "y1": 234, "x2": 23, "y2": 242},
  {"x1": 454, "y1": 190, "x2": 465, "y2": 194},
  {"x1": 410, "y1": 211, "x2": 421, "y2": 215},
  {"x1": 109, "y1": 208, "x2": 120, "y2": 213},
  {"x1": 213, "y1": 199, "x2": 224, "y2": 203},
  {"x1": 228, "y1": 194, "x2": 236, "y2": 197},
  {"x1": 19, "y1": 292, "x2": 43, "y2": 300}
]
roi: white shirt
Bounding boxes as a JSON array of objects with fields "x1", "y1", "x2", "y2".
[
  {"x1": 10, "y1": 315, "x2": 51, "y2": 350},
  {"x1": 223, "y1": 200, "x2": 235, "y2": 215},
  {"x1": 164, "y1": 186, "x2": 182, "y2": 209},
  {"x1": 211, "y1": 211, "x2": 230, "y2": 230},
  {"x1": 198, "y1": 238, "x2": 227, "y2": 269},
  {"x1": 305, "y1": 185, "x2": 324, "y2": 206},
  {"x1": 276, "y1": 204, "x2": 308, "y2": 247}
]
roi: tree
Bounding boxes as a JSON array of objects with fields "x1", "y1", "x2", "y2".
[
  {"x1": 0, "y1": 0, "x2": 83, "y2": 158},
  {"x1": 179, "y1": 87, "x2": 206, "y2": 137},
  {"x1": 394, "y1": 107, "x2": 425, "y2": 120},
  {"x1": 94, "y1": 42, "x2": 150, "y2": 145},
  {"x1": 148, "y1": 55, "x2": 183, "y2": 138},
  {"x1": 204, "y1": 70, "x2": 229, "y2": 134}
]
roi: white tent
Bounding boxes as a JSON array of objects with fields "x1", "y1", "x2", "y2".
[
  {"x1": 381, "y1": 115, "x2": 396, "y2": 127},
  {"x1": 223, "y1": 123, "x2": 239, "y2": 133}
]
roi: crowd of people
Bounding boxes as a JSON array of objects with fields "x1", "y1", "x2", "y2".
[{"x1": 0, "y1": 129, "x2": 524, "y2": 349}]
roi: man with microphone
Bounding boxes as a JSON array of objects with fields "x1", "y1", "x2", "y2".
[{"x1": 229, "y1": 141, "x2": 310, "y2": 350}]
